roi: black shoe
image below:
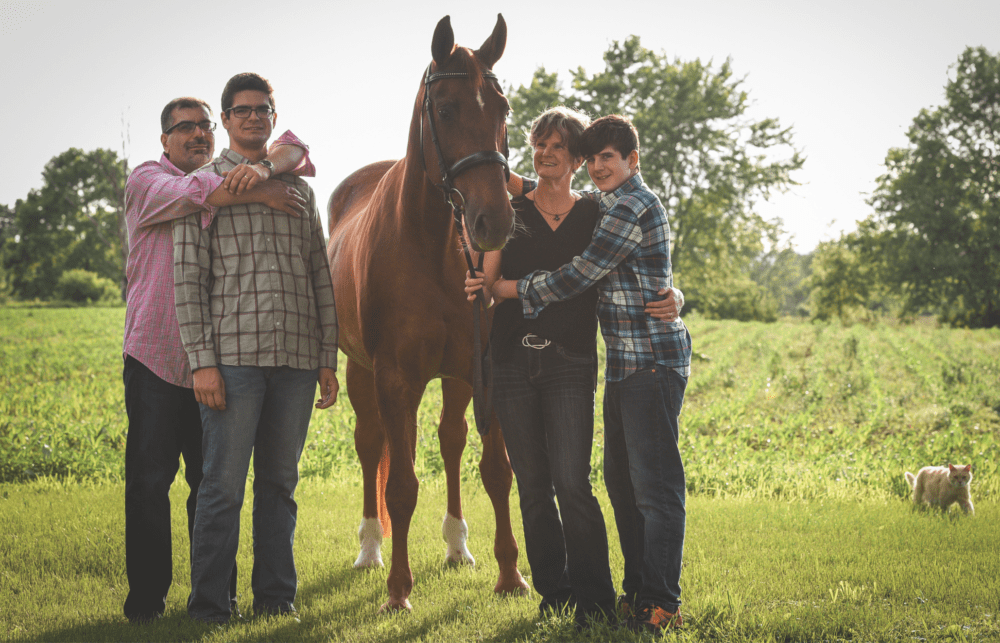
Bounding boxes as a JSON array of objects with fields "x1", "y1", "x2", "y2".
[
  {"x1": 574, "y1": 606, "x2": 613, "y2": 631},
  {"x1": 616, "y1": 594, "x2": 637, "y2": 622},
  {"x1": 254, "y1": 603, "x2": 301, "y2": 623},
  {"x1": 127, "y1": 612, "x2": 161, "y2": 625}
]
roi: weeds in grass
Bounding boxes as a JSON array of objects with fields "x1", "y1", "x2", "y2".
[{"x1": 3, "y1": 309, "x2": 998, "y2": 506}]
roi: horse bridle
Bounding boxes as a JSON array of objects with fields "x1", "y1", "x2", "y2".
[
  {"x1": 420, "y1": 63, "x2": 511, "y2": 218},
  {"x1": 420, "y1": 62, "x2": 510, "y2": 437}
]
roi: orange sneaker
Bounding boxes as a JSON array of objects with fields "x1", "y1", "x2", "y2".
[{"x1": 633, "y1": 604, "x2": 683, "y2": 632}]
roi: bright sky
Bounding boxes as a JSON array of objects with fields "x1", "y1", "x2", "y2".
[{"x1": 2, "y1": 0, "x2": 997, "y2": 253}]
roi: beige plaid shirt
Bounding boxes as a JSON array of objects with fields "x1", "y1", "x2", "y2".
[{"x1": 173, "y1": 148, "x2": 338, "y2": 373}]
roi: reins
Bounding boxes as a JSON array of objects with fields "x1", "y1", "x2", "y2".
[{"x1": 420, "y1": 62, "x2": 510, "y2": 437}]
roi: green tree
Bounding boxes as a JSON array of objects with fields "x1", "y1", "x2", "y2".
[
  {"x1": 808, "y1": 238, "x2": 873, "y2": 323},
  {"x1": 863, "y1": 46, "x2": 1000, "y2": 328},
  {"x1": 1, "y1": 148, "x2": 127, "y2": 300},
  {"x1": 507, "y1": 37, "x2": 804, "y2": 319},
  {"x1": 750, "y1": 247, "x2": 812, "y2": 317}
]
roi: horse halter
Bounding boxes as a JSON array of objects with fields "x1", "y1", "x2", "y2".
[{"x1": 420, "y1": 62, "x2": 511, "y2": 216}]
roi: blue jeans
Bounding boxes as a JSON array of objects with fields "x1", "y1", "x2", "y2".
[
  {"x1": 492, "y1": 342, "x2": 615, "y2": 620},
  {"x1": 187, "y1": 365, "x2": 317, "y2": 623},
  {"x1": 603, "y1": 366, "x2": 687, "y2": 610}
]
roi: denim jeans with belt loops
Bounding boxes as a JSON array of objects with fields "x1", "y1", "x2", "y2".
[
  {"x1": 603, "y1": 365, "x2": 687, "y2": 611},
  {"x1": 491, "y1": 338, "x2": 615, "y2": 620},
  {"x1": 187, "y1": 365, "x2": 317, "y2": 623}
]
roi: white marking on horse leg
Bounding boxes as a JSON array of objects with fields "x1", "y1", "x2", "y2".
[
  {"x1": 354, "y1": 517, "x2": 384, "y2": 568},
  {"x1": 442, "y1": 513, "x2": 475, "y2": 566}
]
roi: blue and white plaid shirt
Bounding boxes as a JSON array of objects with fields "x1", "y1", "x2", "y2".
[{"x1": 516, "y1": 173, "x2": 691, "y2": 382}]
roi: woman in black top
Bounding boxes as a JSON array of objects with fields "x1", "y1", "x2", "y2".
[{"x1": 467, "y1": 107, "x2": 616, "y2": 626}]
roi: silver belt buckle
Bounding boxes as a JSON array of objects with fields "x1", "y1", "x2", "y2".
[{"x1": 522, "y1": 334, "x2": 551, "y2": 349}]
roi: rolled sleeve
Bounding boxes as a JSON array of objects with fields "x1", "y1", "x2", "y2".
[{"x1": 270, "y1": 130, "x2": 316, "y2": 177}]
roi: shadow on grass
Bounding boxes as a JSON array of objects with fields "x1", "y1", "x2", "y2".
[
  {"x1": 27, "y1": 613, "x2": 227, "y2": 643},
  {"x1": 295, "y1": 557, "x2": 542, "y2": 642}
]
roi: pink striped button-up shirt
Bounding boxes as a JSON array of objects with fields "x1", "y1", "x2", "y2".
[{"x1": 123, "y1": 130, "x2": 313, "y2": 388}]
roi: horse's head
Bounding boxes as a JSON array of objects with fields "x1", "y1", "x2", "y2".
[{"x1": 420, "y1": 14, "x2": 515, "y2": 252}]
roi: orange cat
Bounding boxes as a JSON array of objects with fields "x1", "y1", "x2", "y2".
[{"x1": 904, "y1": 464, "x2": 974, "y2": 515}]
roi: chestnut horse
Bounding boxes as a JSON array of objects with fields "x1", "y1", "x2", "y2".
[{"x1": 326, "y1": 15, "x2": 528, "y2": 611}]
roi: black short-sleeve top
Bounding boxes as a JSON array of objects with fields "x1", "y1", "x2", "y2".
[{"x1": 490, "y1": 194, "x2": 601, "y2": 364}]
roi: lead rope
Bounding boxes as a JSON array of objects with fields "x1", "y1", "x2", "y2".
[{"x1": 455, "y1": 206, "x2": 493, "y2": 437}]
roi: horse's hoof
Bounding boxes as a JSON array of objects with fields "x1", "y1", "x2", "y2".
[
  {"x1": 494, "y1": 571, "x2": 530, "y2": 597},
  {"x1": 379, "y1": 598, "x2": 413, "y2": 613},
  {"x1": 442, "y1": 514, "x2": 476, "y2": 567},
  {"x1": 355, "y1": 517, "x2": 384, "y2": 569},
  {"x1": 354, "y1": 556, "x2": 384, "y2": 569},
  {"x1": 443, "y1": 554, "x2": 474, "y2": 567}
]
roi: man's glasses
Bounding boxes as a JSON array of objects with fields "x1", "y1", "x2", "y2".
[
  {"x1": 164, "y1": 120, "x2": 216, "y2": 135},
  {"x1": 225, "y1": 105, "x2": 275, "y2": 119}
]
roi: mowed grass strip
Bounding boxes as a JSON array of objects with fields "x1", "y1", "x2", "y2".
[{"x1": 1, "y1": 478, "x2": 997, "y2": 642}]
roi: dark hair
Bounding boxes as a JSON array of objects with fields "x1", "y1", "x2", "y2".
[
  {"x1": 528, "y1": 106, "x2": 591, "y2": 158},
  {"x1": 160, "y1": 97, "x2": 212, "y2": 133},
  {"x1": 581, "y1": 114, "x2": 640, "y2": 161},
  {"x1": 221, "y1": 72, "x2": 275, "y2": 113}
]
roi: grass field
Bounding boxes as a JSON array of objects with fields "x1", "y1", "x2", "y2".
[{"x1": 2, "y1": 308, "x2": 999, "y2": 641}]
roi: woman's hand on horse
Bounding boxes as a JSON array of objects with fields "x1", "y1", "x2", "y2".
[{"x1": 315, "y1": 367, "x2": 339, "y2": 409}]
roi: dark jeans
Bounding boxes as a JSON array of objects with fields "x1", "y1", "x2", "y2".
[
  {"x1": 604, "y1": 366, "x2": 687, "y2": 610},
  {"x1": 122, "y1": 355, "x2": 235, "y2": 620},
  {"x1": 492, "y1": 342, "x2": 615, "y2": 620}
]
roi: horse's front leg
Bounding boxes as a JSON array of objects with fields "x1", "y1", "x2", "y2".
[
  {"x1": 478, "y1": 412, "x2": 529, "y2": 595},
  {"x1": 347, "y1": 360, "x2": 388, "y2": 569},
  {"x1": 374, "y1": 365, "x2": 424, "y2": 612},
  {"x1": 439, "y1": 379, "x2": 475, "y2": 566}
]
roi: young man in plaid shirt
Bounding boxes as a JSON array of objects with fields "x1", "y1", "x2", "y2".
[
  {"x1": 487, "y1": 115, "x2": 692, "y2": 633},
  {"x1": 173, "y1": 73, "x2": 339, "y2": 625}
]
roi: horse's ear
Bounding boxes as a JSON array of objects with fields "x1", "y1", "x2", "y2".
[
  {"x1": 432, "y1": 15, "x2": 456, "y2": 66},
  {"x1": 475, "y1": 13, "x2": 507, "y2": 70}
]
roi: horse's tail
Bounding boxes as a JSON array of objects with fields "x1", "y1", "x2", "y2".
[{"x1": 377, "y1": 439, "x2": 392, "y2": 537}]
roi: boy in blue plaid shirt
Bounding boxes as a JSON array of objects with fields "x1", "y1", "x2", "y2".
[{"x1": 481, "y1": 115, "x2": 692, "y2": 632}]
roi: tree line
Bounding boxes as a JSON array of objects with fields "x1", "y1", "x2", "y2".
[{"x1": 2, "y1": 44, "x2": 996, "y2": 327}]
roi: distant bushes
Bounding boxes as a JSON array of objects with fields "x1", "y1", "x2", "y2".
[{"x1": 53, "y1": 269, "x2": 121, "y2": 305}]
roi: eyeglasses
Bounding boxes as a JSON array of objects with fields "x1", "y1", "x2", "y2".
[
  {"x1": 224, "y1": 105, "x2": 275, "y2": 119},
  {"x1": 164, "y1": 120, "x2": 216, "y2": 135}
]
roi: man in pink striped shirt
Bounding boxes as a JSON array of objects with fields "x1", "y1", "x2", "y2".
[{"x1": 122, "y1": 95, "x2": 314, "y2": 624}]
